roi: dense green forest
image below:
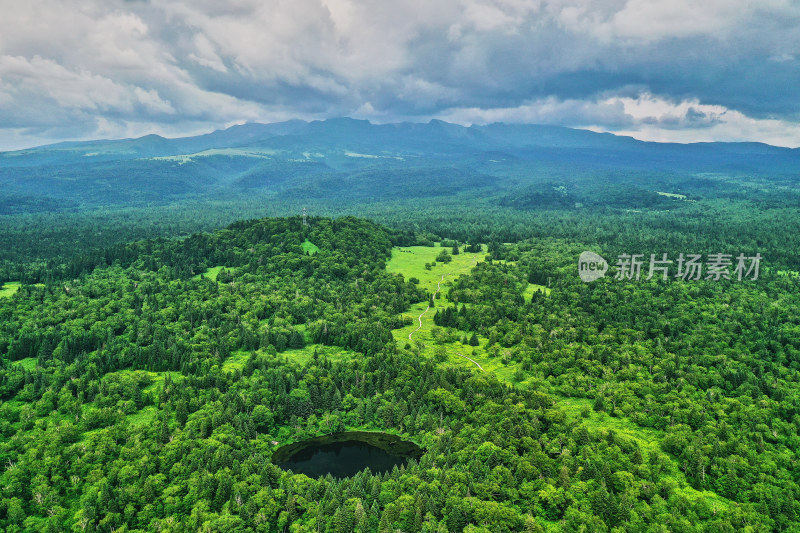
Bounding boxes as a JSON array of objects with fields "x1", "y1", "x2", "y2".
[
  {"x1": 3, "y1": 118, "x2": 800, "y2": 281},
  {"x1": 2, "y1": 121, "x2": 800, "y2": 531},
  {"x1": 1, "y1": 211, "x2": 799, "y2": 531}
]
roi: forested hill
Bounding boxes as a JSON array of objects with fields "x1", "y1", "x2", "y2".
[
  {"x1": 2, "y1": 215, "x2": 799, "y2": 531},
  {"x1": 0, "y1": 216, "x2": 421, "y2": 369},
  {"x1": 2, "y1": 118, "x2": 798, "y2": 216},
  {"x1": 3, "y1": 117, "x2": 800, "y2": 282},
  {"x1": 0, "y1": 217, "x2": 428, "y2": 530}
]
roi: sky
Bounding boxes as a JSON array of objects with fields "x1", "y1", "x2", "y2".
[{"x1": 1, "y1": 0, "x2": 799, "y2": 150}]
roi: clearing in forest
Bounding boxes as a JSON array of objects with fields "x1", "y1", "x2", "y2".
[
  {"x1": 386, "y1": 243, "x2": 484, "y2": 294},
  {"x1": 555, "y1": 396, "x2": 731, "y2": 510},
  {"x1": 12, "y1": 357, "x2": 37, "y2": 371},
  {"x1": 0, "y1": 281, "x2": 21, "y2": 298},
  {"x1": 388, "y1": 244, "x2": 494, "y2": 369},
  {"x1": 523, "y1": 283, "x2": 551, "y2": 298},
  {"x1": 223, "y1": 344, "x2": 359, "y2": 371},
  {"x1": 191, "y1": 265, "x2": 231, "y2": 281},
  {"x1": 387, "y1": 244, "x2": 484, "y2": 340},
  {"x1": 301, "y1": 239, "x2": 320, "y2": 255},
  {"x1": 387, "y1": 242, "x2": 730, "y2": 513}
]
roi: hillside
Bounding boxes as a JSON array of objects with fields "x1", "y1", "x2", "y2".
[
  {"x1": 2, "y1": 118, "x2": 799, "y2": 213},
  {"x1": 2, "y1": 216, "x2": 799, "y2": 531},
  {"x1": 3, "y1": 118, "x2": 800, "y2": 285}
]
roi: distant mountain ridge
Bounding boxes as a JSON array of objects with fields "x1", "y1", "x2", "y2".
[
  {"x1": 1, "y1": 117, "x2": 798, "y2": 216},
  {"x1": 4, "y1": 117, "x2": 796, "y2": 159}
]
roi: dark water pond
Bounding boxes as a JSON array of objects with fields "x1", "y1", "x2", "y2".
[{"x1": 273, "y1": 431, "x2": 424, "y2": 479}]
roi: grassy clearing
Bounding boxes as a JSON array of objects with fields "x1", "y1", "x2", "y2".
[
  {"x1": 222, "y1": 344, "x2": 360, "y2": 371},
  {"x1": 387, "y1": 243, "x2": 544, "y2": 380},
  {"x1": 448, "y1": 343, "x2": 518, "y2": 378},
  {"x1": 386, "y1": 242, "x2": 727, "y2": 507},
  {"x1": 556, "y1": 396, "x2": 663, "y2": 453},
  {"x1": 388, "y1": 244, "x2": 522, "y2": 376},
  {"x1": 386, "y1": 244, "x2": 485, "y2": 296},
  {"x1": 392, "y1": 312, "x2": 526, "y2": 378},
  {"x1": 281, "y1": 344, "x2": 359, "y2": 367},
  {"x1": 127, "y1": 406, "x2": 157, "y2": 428},
  {"x1": 394, "y1": 301, "x2": 436, "y2": 343},
  {"x1": 301, "y1": 239, "x2": 320, "y2": 255},
  {"x1": 523, "y1": 283, "x2": 551, "y2": 298},
  {"x1": 400, "y1": 328, "x2": 729, "y2": 510},
  {"x1": 80, "y1": 405, "x2": 158, "y2": 442},
  {"x1": 77, "y1": 376, "x2": 167, "y2": 441},
  {"x1": 191, "y1": 265, "x2": 229, "y2": 281},
  {"x1": 109, "y1": 369, "x2": 183, "y2": 393},
  {"x1": 0, "y1": 281, "x2": 21, "y2": 298},
  {"x1": 13, "y1": 357, "x2": 37, "y2": 371},
  {"x1": 153, "y1": 371, "x2": 184, "y2": 389},
  {"x1": 222, "y1": 350, "x2": 252, "y2": 372}
]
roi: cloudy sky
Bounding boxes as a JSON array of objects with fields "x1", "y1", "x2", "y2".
[{"x1": 1, "y1": 0, "x2": 799, "y2": 150}]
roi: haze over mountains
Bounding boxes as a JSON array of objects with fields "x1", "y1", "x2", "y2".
[{"x1": 2, "y1": 118, "x2": 798, "y2": 215}]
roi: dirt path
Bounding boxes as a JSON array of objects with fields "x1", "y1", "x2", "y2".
[
  {"x1": 408, "y1": 254, "x2": 484, "y2": 375},
  {"x1": 455, "y1": 352, "x2": 484, "y2": 371},
  {"x1": 409, "y1": 275, "x2": 444, "y2": 340},
  {"x1": 406, "y1": 266, "x2": 484, "y2": 372}
]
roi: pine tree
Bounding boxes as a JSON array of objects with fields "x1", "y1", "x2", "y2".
[
  {"x1": 176, "y1": 400, "x2": 188, "y2": 426},
  {"x1": 632, "y1": 447, "x2": 643, "y2": 465}
]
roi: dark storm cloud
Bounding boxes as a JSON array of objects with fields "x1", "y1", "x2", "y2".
[{"x1": 2, "y1": 0, "x2": 800, "y2": 149}]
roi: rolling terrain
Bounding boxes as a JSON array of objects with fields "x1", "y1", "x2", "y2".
[
  {"x1": 3, "y1": 118, "x2": 800, "y2": 215},
  {"x1": 4, "y1": 118, "x2": 800, "y2": 287}
]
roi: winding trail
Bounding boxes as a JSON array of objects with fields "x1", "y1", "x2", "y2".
[
  {"x1": 455, "y1": 352, "x2": 484, "y2": 371},
  {"x1": 409, "y1": 274, "x2": 445, "y2": 340},
  {"x1": 407, "y1": 253, "x2": 484, "y2": 370}
]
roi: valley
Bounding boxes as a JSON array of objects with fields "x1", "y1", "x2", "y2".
[{"x1": 1, "y1": 122, "x2": 799, "y2": 531}]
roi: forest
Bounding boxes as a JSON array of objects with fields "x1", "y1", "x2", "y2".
[
  {"x1": 0, "y1": 209, "x2": 799, "y2": 531},
  {"x1": 1, "y1": 121, "x2": 800, "y2": 531}
]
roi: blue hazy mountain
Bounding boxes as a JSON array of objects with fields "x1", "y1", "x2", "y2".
[{"x1": 1, "y1": 118, "x2": 798, "y2": 214}]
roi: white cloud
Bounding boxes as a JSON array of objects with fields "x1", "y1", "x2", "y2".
[
  {"x1": 0, "y1": 0, "x2": 799, "y2": 148},
  {"x1": 187, "y1": 34, "x2": 227, "y2": 73},
  {"x1": 439, "y1": 92, "x2": 800, "y2": 147},
  {"x1": 438, "y1": 96, "x2": 632, "y2": 127},
  {"x1": 0, "y1": 55, "x2": 156, "y2": 113},
  {"x1": 549, "y1": 0, "x2": 800, "y2": 43},
  {"x1": 608, "y1": 111, "x2": 800, "y2": 148}
]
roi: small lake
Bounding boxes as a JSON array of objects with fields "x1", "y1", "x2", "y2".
[{"x1": 273, "y1": 431, "x2": 424, "y2": 479}]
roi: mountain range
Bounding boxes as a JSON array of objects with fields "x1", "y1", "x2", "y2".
[{"x1": 1, "y1": 118, "x2": 798, "y2": 215}]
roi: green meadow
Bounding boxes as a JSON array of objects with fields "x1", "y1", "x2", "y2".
[
  {"x1": 13, "y1": 357, "x2": 37, "y2": 371},
  {"x1": 223, "y1": 344, "x2": 360, "y2": 372},
  {"x1": 388, "y1": 244, "x2": 524, "y2": 377},
  {"x1": 0, "y1": 281, "x2": 21, "y2": 298},
  {"x1": 222, "y1": 350, "x2": 253, "y2": 372},
  {"x1": 127, "y1": 406, "x2": 158, "y2": 428},
  {"x1": 555, "y1": 395, "x2": 731, "y2": 510},
  {"x1": 301, "y1": 239, "x2": 320, "y2": 255},
  {"x1": 523, "y1": 282, "x2": 551, "y2": 298},
  {"x1": 191, "y1": 265, "x2": 230, "y2": 281},
  {"x1": 386, "y1": 243, "x2": 485, "y2": 295},
  {"x1": 385, "y1": 241, "x2": 723, "y2": 511}
]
